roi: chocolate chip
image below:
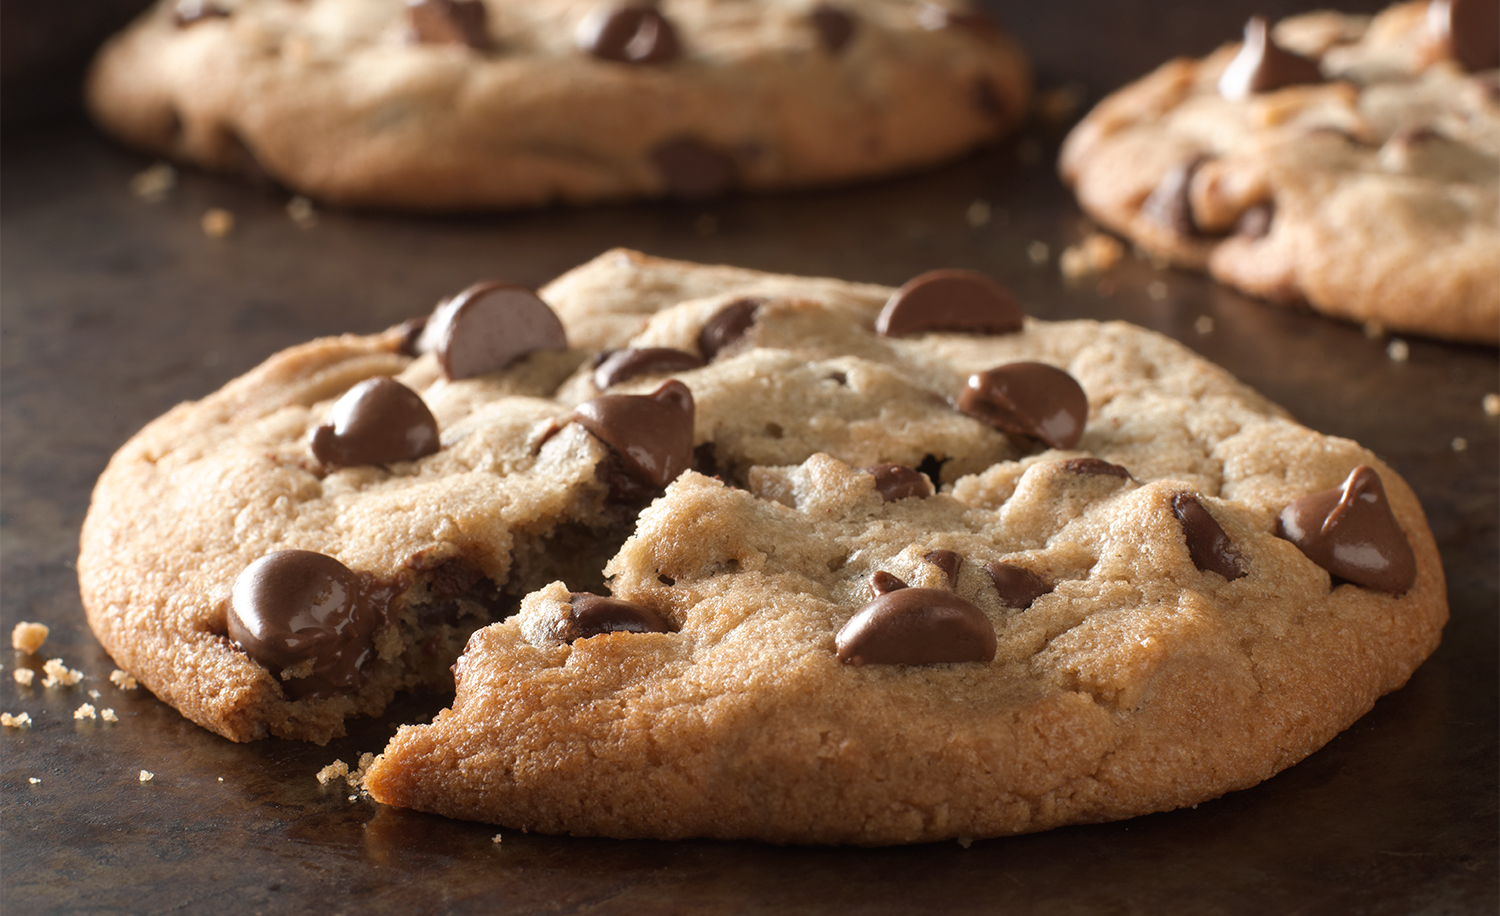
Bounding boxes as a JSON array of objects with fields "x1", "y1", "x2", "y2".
[
  {"x1": 1171, "y1": 493, "x2": 1246, "y2": 581},
  {"x1": 407, "y1": 0, "x2": 490, "y2": 49},
  {"x1": 1141, "y1": 156, "x2": 1209, "y2": 238},
  {"x1": 836, "y1": 586, "x2": 996, "y2": 666},
  {"x1": 956, "y1": 362, "x2": 1089, "y2": 450},
  {"x1": 877, "y1": 269, "x2": 1024, "y2": 337},
  {"x1": 1218, "y1": 16, "x2": 1324, "y2": 100},
  {"x1": 1430, "y1": 0, "x2": 1500, "y2": 72},
  {"x1": 1276, "y1": 466, "x2": 1416, "y2": 594},
  {"x1": 697, "y1": 298, "x2": 763, "y2": 359},
  {"x1": 575, "y1": 4, "x2": 680, "y2": 63},
  {"x1": 811, "y1": 5, "x2": 856, "y2": 53},
  {"x1": 863, "y1": 464, "x2": 934, "y2": 502},
  {"x1": 423, "y1": 556, "x2": 486, "y2": 600},
  {"x1": 569, "y1": 593, "x2": 671, "y2": 640},
  {"x1": 227, "y1": 550, "x2": 389, "y2": 698},
  {"x1": 1235, "y1": 202, "x2": 1274, "y2": 239},
  {"x1": 309, "y1": 377, "x2": 441, "y2": 469},
  {"x1": 396, "y1": 316, "x2": 428, "y2": 357},
  {"x1": 650, "y1": 138, "x2": 736, "y2": 199},
  {"x1": 173, "y1": 0, "x2": 230, "y2": 26},
  {"x1": 573, "y1": 379, "x2": 695, "y2": 489},
  {"x1": 924, "y1": 550, "x2": 963, "y2": 588},
  {"x1": 593, "y1": 348, "x2": 705, "y2": 389},
  {"x1": 1060, "y1": 457, "x2": 1130, "y2": 479},
  {"x1": 985, "y1": 562, "x2": 1051, "y2": 609},
  {"x1": 419, "y1": 281, "x2": 568, "y2": 381},
  {"x1": 870, "y1": 570, "x2": 908, "y2": 595}
]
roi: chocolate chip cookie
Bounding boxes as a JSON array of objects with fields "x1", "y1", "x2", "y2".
[
  {"x1": 85, "y1": 0, "x2": 1031, "y2": 209},
  {"x1": 1060, "y1": 0, "x2": 1499, "y2": 344},
  {"x1": 79, "y1": 249, "x2": 1443, "y2": 842}
]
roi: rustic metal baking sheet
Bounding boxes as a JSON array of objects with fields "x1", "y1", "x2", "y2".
[{"x1": 3, "y1": 2, "x2": 1495, "y2": 912}]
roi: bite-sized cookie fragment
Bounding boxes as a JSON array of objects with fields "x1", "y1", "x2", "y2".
[{"x1": 1060, "y1": 0, "x2": 1500, "y2": 343}]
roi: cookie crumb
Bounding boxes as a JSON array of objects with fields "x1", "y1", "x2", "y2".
[
  {"x1": 28, "y1": 777, "x2": 40, "y2": 785},
  {"x1": 348, "y1": 795, "x2": 358, "y2": 802},
  {"x1": 139, "y1": 770, "x2": 155, "y2": 783},
  {"x1": 286, "y1": 196, "x2": 318, "y2": 228},
  {"x1": 1452, "y1": 437, "x2": 1468, "y2": 452},
  {"x1": 74, "y1": 703, "x2": 97, "y2": 720},
  {"x1": 41, "y1": 658, "x2": 83, "y2": 688},
  {"x1": 1026, "y1": 241, "x2": 1050, "y2": 265},
  {"x1": 1385, "y1": 339, "x2": 1410, "y2": 363},
  {"x1": 1060, "y1": 233, "x2": 1123, "y2": 279},
  {"x1": 130, "y1": 162, "x2": 176, "y2": 202},
  {"x1": 1036, "y1": 84, "x2": 1084, "y2": 123},
  {"x1": 1147, "y1": 280, "x2": 1169, "y2": 300},
  {"x1": 694, "y1": 213, "x2": 718, "y2": 236},
  {"x1": 492, "y1": 834, "x2": 503, "y2": 844},
  {"x1": 201, "y1": 208, "x2": 235, "y2": 239},
  {"x1": 2, "y1": 712, "x2": 32, "y2": 728},
  {"x1": 13, "y1": 669, "x2": 34, "y2": 687},
  {"x1": 11, "y1": 622, "x2": 49, "y2": 654},
  {"x1": 965, "y1": 199, "x2": 991, "y2": 228},
  {"x1": 316, "y1": 760, "x2": 351, "y2": 786},
  {"x1": 89, "y1": 689, "x2": 101, "y2": 699},
  {"x1": 1194, "y1": 316, "x2": 1215, "y2": 335},
  {"x1": 110, "y1": 669, "x2": 139, "y2": 690},
  {"x1": 101, "y1": 708, "x2": 119, "y2": 723},
  {"x1": 1483, "y1": 393, "x2": 1500, "y2": 417}
]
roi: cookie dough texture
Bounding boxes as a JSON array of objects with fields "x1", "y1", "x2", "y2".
[
  {"x1": 85, "y1": 0, "x2": 1031, "y2": 209},
  {"x1": 1060, "y1": 1, "x2": 1499, "y2": 344}
]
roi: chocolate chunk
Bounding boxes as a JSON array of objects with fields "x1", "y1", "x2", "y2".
[
  {"x1": 1430, "y1": 0, "x2": 1500, "y2": 72},
  {"x1": 310, "y1": 377, "x2": 441, "y2": 469},
  {"x1": 1235, "y1": 202, "x2": 1274, "y2": 239},
  {"x1": 836, "y1": 586, "x2": 996, "y2": 666},
  {"x1": 592, "y1": 348, "x2": 705, "y2": 389},
  {"x1": 573, "y1": 379, "x2": 695, "y2": 489},
  {"x1": 1276, "y1": 466, "x2": 1416, "y2": 594},
  {"x1": 870, "y1": 570, "x2": 908, "y2": 596},
  {"x1": 420, "y1": 281, "x2": 568, "y2": 381},
  {"x1": 697, "y1": 298, "x2": 763, "y2": 359},
  {"x1": 569, "y1": 593, "x2": 671, "y2": 640},
  {"x1": 407, "y1": 0, "x2": 490, "y2": 49},
  {"x1": 863, "y1": 463, "x2": 934, "y2": 502},
  {"x1": 1060, "y1": 457, "x2": 1130, "y2": 479},
  {"x1": 811, "y1": 5, "x2": 856, "y2": 53},
  {"x1": 876, "y1": 269, "x2": 1024, "y2": 337},
  {"x1": 575, "y1": 4, "x2": 680, "y2": 63},
  {"x1": 1171, "y1": 493, "x2": 1247, "y2": 580},
  {"x1": 985, "y1": 562, "x2": 1051, "y2": 609},
  {"x1": 173, "y1": 0, "x2": 230, "y2": 26},
  {"x1": 422, "y1": 556, "x2": 486, "y2": 600},
  {"x1": 924, "y1": 550, "x2": 963, "y2": 589},
  {"x1": 956, "y1": 362, "x2": 1089, "y2": 450},
  {"x1": 227, "y1": 550, "x2": 389, "y2": 698},
  {"x1": 1141, "y1": 156, "x2": 1209, "y2": 238},
  {"x1": 650, "y1": 138, "x2": 736, "y2": 199},
  {"x1": 1218, "y1": 16, "x2": 1325, "y2": 100},
  {"x1": 396, "y1": 316, "x2": 428, "y2": 357}
]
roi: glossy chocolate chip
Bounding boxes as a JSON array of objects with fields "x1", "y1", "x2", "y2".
[
  {"x1": 811, "y1": 5, "x2": 856, "y2": 53},
  {"x1": 1141, "y1": 156, "x2": 1209, "y2": 237},
  {"x1": 876, "y1": 269, "x2": 1024, "y2": 337},
  {"x1": 697, "y1": 298, "x2": 763, "y2": 359},
  {"x1": 1235, "y1": 202, "x2": 1274, "y2": 239},
  {"x1": 1430, "y1": 0, "x2": 1500, "y2": 72},
  {"x1": 407, "y1": 0, "x2": 490, "y2": 49},
  {"x1": 310, "y1": 377, "x2": 440, "y2": 468},
  {"x1": 573, "y1": 379, "x2": 695, "y2": 489},
  {"x1": 925, "y1": 550, "x2": 963, "y2": 588},
  {"x1": 1218, "y1": 16, "x2": 1324, "y2": 100},
  {"x1": 420, "y1": 280, "x2": 567, "y2": 381},
  {"x1": 396, "y1": 316, "x2": 428, "y2": 357},
  {"x1": 1276, "y1": 465, "x2": 1416, "y2": 594},
  {"x1": 870, "y1": 570, "x2": 908, "y2": 596},
  {"x1": 174, "y1": 0, "x2": 230, "y2": 26},
  {"x1": 1171, "y1": 493, "x2": 1246, "y2": 580},
  {"x1": 575, "y1": 4, "x2": 680, "y2": 63},
  {"x1": 986, "y1": 562, "x2": 1052, "y2": 609},
  {"x1": 593, "y1": 347, "x2": 705, "y2": 389},
  {"x1": 863, "y1": 464, "x2": 934, "y2": 502},
  {"x1": 227, "y1": 550, "x2": 388, "y2": 698},
  {"x1": 651, "y1": 138, "x2": 736, "y2": 199},
  {"x1": 956, "y1": 362, "x2": 1089, "y2": 450},
  {"x1": 569, "y1": 593, "x2": 672, "y2": 640},
  {"x1": 836, "y1": 587, "x2": 996, "y2": 666},
  {"x1": 1060, "y1": 457, "x2": 1131, "y2": 479}
]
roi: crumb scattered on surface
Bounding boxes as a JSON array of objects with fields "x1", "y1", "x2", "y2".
[
  {"x1": 41, "y1": 659, "x2": 83, "y2": 688},
  {"x1": 74, "y1": 703, "x2": 97, "y2": 721},
  {"x1": 201, "y1": 208, "x2": 235, "y2": 238},
  {"x1": 2, "y1": 712, "x2": 32, "y2": 728},
  {"x1": 13, "y1": 669, "x2": 34, "y2": 687},
  {"x1": 1147, "y1": 280, "x2": 1169, "y2": 300},
  {"x1": 349, "y1": 795, "x2": 358, "y2": 802},
  {"x1": 1026, "y1": 241, "x2": 1050, "y2": 265},
  {"x1": 1483, "y1": 393, "x2": 1500, "y2": 417},
  {"x1": 101, "y1": 708, "x2": 119, "y2": 723},
  {"x1": 88, "y1": 689, "x2": 101, "y2": 699},
  {"x1": 139, "y1": 770, "x2": 154, "y2": 783},
  {"x1": 11, "y1": 622, "x2": 48, "y2": 654},
  {"x1": 965, "y1": 199, "x2": 991, "y2": 228},
  {"x1": 1060, "y1": 233, "x2": 1124, "y2": 279},
  {"x1": 1452, "y1": 437, "x2": 1469, "y2": 452},
  {"x1": 492, "y1": 834, "x2": 503, "y2": 844},
  {"x1": 1386, "y1": 339, "x2": 1410, "y2": 363},
  {"x1": 1194, "y1": 316, "x2": 1215, "y2": 335},
  {"x1": 28, "y1": 777, "x2": 40, "y2": 785},
  {"x1": 110, "y1": 669, "x2": 139, "y2": 690},
  {"x1": 316, "y1": 760, "x2": 350, "y2": 786},
  {"x1": 130, "y1": 162, "x2": 176, "y2": 202},
  {"x1": 317, "y1": 752, "x2": 377, "y2": 792},
  {"x1": 286, "y1": 196, "x2": 318, "y2": 228}
]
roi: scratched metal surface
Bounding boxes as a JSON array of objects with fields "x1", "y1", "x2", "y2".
[{"x1": 2, "y1": 2, "x2": 1496, "y2": 913}]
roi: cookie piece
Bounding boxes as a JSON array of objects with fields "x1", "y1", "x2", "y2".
[
  {"x1": 1060, "y1": 0, "x2": 1499, "y2": 344},
  {"x1": 84, "y1": 0, "x2": 1031, "y2": 209}
]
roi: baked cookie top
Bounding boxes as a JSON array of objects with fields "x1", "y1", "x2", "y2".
[
  {"x1": 85, "y1": 0, "x2": 1030, "y2": 209},
  {"x1": 1060, "y1": 0, "x2": 1499, "y2": 344}
]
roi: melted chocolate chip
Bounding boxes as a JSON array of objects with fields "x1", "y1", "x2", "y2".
[
  {"x1": 925, "y1": 550, "x2": 963, "y2": 588},
  {"x1": 423, "y1": 556, "x2": 485, "y2": 600},
  {"x1": 174, "y1": 0, "x2": 230, "y2": 26},
  {"x1": 1276, "y1": 466, "x2": 1416, "y2": 594},
  {"x1": 650, "y1": 138, "x2": 736, "y2": 199},
  {"x1": 697, "y1": 298, "x2": 763, "y2": 359},
  {"x1": 811, "y1": 5, "x2": 857, "y2": 53},
  {"x1": 876, "y1": 269, "x2": 1024, "y2": 337},
  {"x1": 986, "y1": 562, "x2": 1052, "y2": 609},
  {"x1": 870, "y1": 570, "x2": 908, "y2": 596},
  {"x1": 1236, "y1": 202, "x2": 1275, "y2": 239},
  {"x1": 1060, "y1": 457, "x2": 1130, "y2": 479},
  {"x1": 420, "y1": 281, "x2": 568, "y2": 381},
  {"x1": 1141, "y1": 156, "x2": 1209, "y2": 238},
  {"x1": 310, "y1": 377, "x2": 440, "y2": 468},
  {"x1": 863, "y1": 464, "x2": 934, "y2": 502},
  {"x1": 836, "y1": 587, "x2": 996, "y2": 666},
  {"x1": 573, "y1": 379, "x2": 695, "y2": 489},
  {"x1": 1171, "y1": 493, "x2": 1246, "y2": 580},
  {"x1": 956, "y1": 362, "x2": 1089, "y2": 450},
  {"x1": 1430, "y1": 0, "x2": 1500, "y2": 72},
  {"x1": 1218, "y1": 16, "x2": 1325, "y2": 99},
  {"x1": 593, "y1": 348, "x2": 705, "y2": 389},
  {"x1": 407, "y1": 0, "x2": 490, "y2": 49},
  {"x1": 569, "y1": 593, "x2": 671, "y2": 640},
  {"x1": 575, "y1": 4, "x2": 680, "y2": 63},
  {"x1": 227, "y1": 550, "x2": 388, "y2": 698}
]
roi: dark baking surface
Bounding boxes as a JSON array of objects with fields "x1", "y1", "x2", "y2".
[{"x1": 3, "y1": 1, "x2": 1496, "y2": 913}]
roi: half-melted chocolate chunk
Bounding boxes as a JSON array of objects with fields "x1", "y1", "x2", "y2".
[
  {"x1": 1060, "y1": 457, "x2": 1131, "y2": 479},
  {"x1": 876, "y1": 269, "x2": 1024, "y2": 337},
  {"x1": 573, "y1": 378, "x2": 695, "y2": 489},
  {"x1": 575, "y1": 4, "x2": 680, "y2": 63},
  {"x1": 310, "y1": 377, "x2": 440, "y2": 468},
  {"x1": 863, "y1": 463, "x2": 934, "y2": 502},
  {"x1": 568, "y1": 593, "x2": 672, "y2": 640},
  {"x1": 924, "y1": 550, "x2": 963, "y2": 588},
  {"x1": 593, "y1": 347, "x2": 705, "y2": 389},
  {"x1": 1171, "y1": 493, "x2": 1246, "y2": 580},
  {"x1": 419, "y1": 281, "x2": 568, "y2": 380},
  {"x1": 1429, "y1": 0, "x2": 1500, "y2": 72},
  {"x1": 1276, "y1": 465, "x2": 1416, "y2": 594},
  {"x1": 956, "y1": 362, "x2": 1088, "y2": 450},
  {"x1": 407, "y1": 0, "x2": 490, "y2": 49},
  {"x1": 1218, "y1": 16, "x2": 1324, "y2": 99},
  {"x1": 227, "y1": 550, "x2": 391, "y2": 698},
  {"x1": 986, "y1": 562, "x2": 1052, "y2": 609},
  {"x1": 836, "y1": 573, "x2": 996, "y2": 666},
  {"x1": 1141, "y1": 156, "x2": 1209, "y2": 238},
  {"x1": 697, "y1": 298, "x2": 763, "y2": 359}
]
